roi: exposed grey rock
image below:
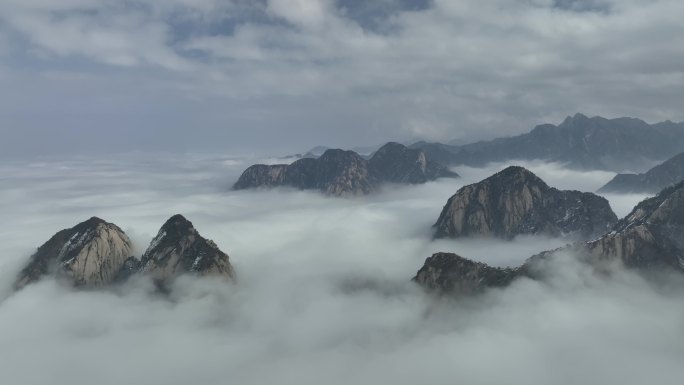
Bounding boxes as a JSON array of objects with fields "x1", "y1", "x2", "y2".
[
  {"x1": 598, "y1": 152, "x2": 684, "y2": 194},
  {"x1": 412, "y1": 252, "x2": 516, "y2": 295},
  {"x1": 368, "y1": 142, "x2": 458, "y2": 184},
  {"x1": 233, "y1": 164, "x2": 289, "y2": 190},
  {"x1": 233, "y1": 142, "x2": 458, "y2": 196},
  {"x1": 15, "y1": 217, "x2": 134, "y2": 289},
  {"x1": 411, "y1": 114, "x2": 684, "y2": 172},
  {"x1": 140, "y1": 214, "x2": 235, "y2": 283},
  {"x1": 416, "y1": 181, "x2": 684, "y2": 296},
  {"x1": 434, "y1": 166, "x2": 617, "y2": 240},
  {"x1": 584, "y1": 181, "x2": 684, "y2": 270}
]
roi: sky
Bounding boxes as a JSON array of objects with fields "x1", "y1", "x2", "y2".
[
  {"x1": 2, "y1": 153, "x2": 680, "y2": 385},
  {"x1": 1, "y1": 0, "x2": 683, "y2": 157}
]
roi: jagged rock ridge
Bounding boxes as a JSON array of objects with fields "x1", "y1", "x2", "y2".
[
  {"x1": 598, "y1": 152, "x2": 684, "y2": 194},
  {"x1": 434, "y1": 166, "x2": 617, "y2": 240},
  {"x1": 233, "y1": 142, "x2": 458, "y2": 196},
  {"x1": 15, "y1": 215, "x2": 235, "y2": 290},
  {"x1": 140, "y1": 214, "x2": 235, "y2": 282},
  {"x1": 415, "y1": 181, "x2": 684, "y2": 295},
  {"x1": 15, "y1": 217, "x2": 134, "y2": 289},
  {"x1": 368, "y1": 142, "x2": 457, "y2": 184},
  {"x1": 411, "y1": 114, "x2": 684, "y2": 172},
  {"x1": 585, "y1": 180, "x2": 684, "y2": 270}
]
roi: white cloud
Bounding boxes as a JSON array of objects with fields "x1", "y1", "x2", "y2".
[
  {"x1": 1, "y1": 0, "x2": 683, "y2": 157},
  {"x1": 0, "y1": 154, "x2": 682, "y2": 385}
]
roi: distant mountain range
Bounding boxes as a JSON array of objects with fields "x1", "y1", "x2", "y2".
[
  {"x1": 598, "y1": 152, "x2": 684, "y2": 194},
  {"x1": 234, "y1": 142, "x2": 458, "y2": 196},
  {"x1": 410, "y1": 113, "x2": 684, "y2": 172}
]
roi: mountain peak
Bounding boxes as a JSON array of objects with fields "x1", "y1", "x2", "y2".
[
  {"x1": 15, "y1": 217, "x2": 133, "y2": 289},
  {"x1": 561, "y1": 112, "x2": 591, "y2": 125},
  {"x1": 141, "y1": 215, "x2": 234, "y2": 282},
  {"x1": 434, "y1": 167, "x2": 616, "y2": 239},
  {"x1": 486, "y1": 166, "x2": 548, "y2": 188}
]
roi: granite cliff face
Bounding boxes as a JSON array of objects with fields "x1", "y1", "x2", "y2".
[
  {"x1": 140, "y1": 214, "x2": 235, "y2": 282},
  {"x1": 598, "y1": 152, "x2": 684, "y2": 194},
  {"x1": 368, "y1": 142, "x2": 458, "y2": 184},
  {"x1": 415, "y1": 181, "x2": 684, "y2": 295},
  {"x1": 234, "y1": 149, "x2": 376, "y2": 196},
  {"x1": 434, "y1": 166, "x2": 617, "y2": 240},
  {"x1": 584, "y1": 181, "x2": 684, "y2": 270},
  {"x1": 15, "y1": 215, "x2": 235, "y2": 290},
  {"x1": 413, "y1": 253, "x2": 516, "y2": 295},
  {"x1": 15, "y1": 217, "x2": 134, "y2": 289},
  {"x1": 233, "y1": 142, "x2": 458, "y2": 196},
  {"x1": 411, "y1": 114, "x2": 684, "y2": 172}
]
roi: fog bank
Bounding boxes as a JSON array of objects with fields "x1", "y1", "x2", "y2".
[{"x1": 0, "y1": 154, "x2": 676, "y2": 385}]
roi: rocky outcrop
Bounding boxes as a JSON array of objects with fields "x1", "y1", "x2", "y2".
[
  {"x1": 233, "y1": 142, "x2": 458, "y2": 196},
  {"x1": 232, "y1": 164, "x2": 289, "y2": 189},
  {"x1": 234, "y1": 149, "x2": 375, "y2": 196},
  {"x1": 368, "y1": 142, "x2": 458, "y2": 184},
  {"x1": 598, "y1": 152, "x2": 684, "y2": 194},
  {"x1": 412, "y1": 253, "x2": 516, "y2": 295},
  {"x1": 434, "y1": 166, "x2": 617, "y2": 240},
  {"x1": 15, "y1": 217, "x2": 134, "y2": 289},
  {"x1": 411, "y1": 114, "x2": 684, "y2": 172},
  {"x1": 415, "y1": 181, "x2": 684, "y2": 296},
  {"x1": 140, "y1": 214, "x2": 235, "y2": 282},
  {"x1": 584, "y1": 181, "x2": 684, "y2": 270}
]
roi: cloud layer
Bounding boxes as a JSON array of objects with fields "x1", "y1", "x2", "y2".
[
  {"x1": 1, "y1": 0, "x2": 683, "y2": 156},
  {"x1": 1, "y1": 154, "x2": 678, "y2": 385}
]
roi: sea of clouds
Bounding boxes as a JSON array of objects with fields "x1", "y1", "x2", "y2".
[{"x1": 1, "y1": 153, "x2": 682, "y2": 385}]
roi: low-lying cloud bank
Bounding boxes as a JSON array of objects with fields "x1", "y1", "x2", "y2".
[{"x1": 0, "y1": 154, "x2": 678, "y2": 385}]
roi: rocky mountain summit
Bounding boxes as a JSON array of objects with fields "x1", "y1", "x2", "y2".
[
  {"x1": 368, "y1": 142, "x2": 456, "y2": 184},
  {"x1": 140, "y1": 214, "x2": 235, "y2": 282},
  {"x1": 14, "y1": 215, "x2": 234, "y2": 290},
  {"x1": 433, "y1": 166, "x2": 617, "y2": 240},
  {"x1": 415, "y1": 181, "x2": 684, "y2": 295},
  {"x1": 598, "y1": 152, "x2": 684, "y2": 194},
  {"x1": 15, "y1": 217, "x2": 134, "y2": 289},
  {"x1": 413, "y1": 253, "x2": 516, "y2": 295},
  {"x1": 584, "y1": 180, "x2": 684, "y2": 270},
  {"x1": 412, "y1": 114, "x2": 684, "y2": 172},
  {"x1": 233, "y1": 142, "x2": 458, "y2": 196}
]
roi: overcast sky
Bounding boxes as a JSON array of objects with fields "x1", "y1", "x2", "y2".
[{"x1": 1, "y1": 0, "x2": 683, "y2": 157}]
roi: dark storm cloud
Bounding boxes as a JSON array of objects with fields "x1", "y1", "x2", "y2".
[{"x1": 0, "y1": 0, "x2": 683, "y2": 157}]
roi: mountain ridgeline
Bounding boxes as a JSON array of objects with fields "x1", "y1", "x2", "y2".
[
  {"x1": 599, "y1": 152, "x2": 684, "y2": 194},
  {"x1": 433, "y1": 166, "x2": 617, "y2": 240},
  {"x1": 411, "y1": 114, "x2": 684, "y2": 172},
  {"x1": 15, "y1": 215, "x2": 234, "y2": 291},
  {"x1": 415, "y1": 180, "x2": 684, "y2": 295},
  {"x1": 233, "y1": 142, "x2": 459, "y2": 196}
]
